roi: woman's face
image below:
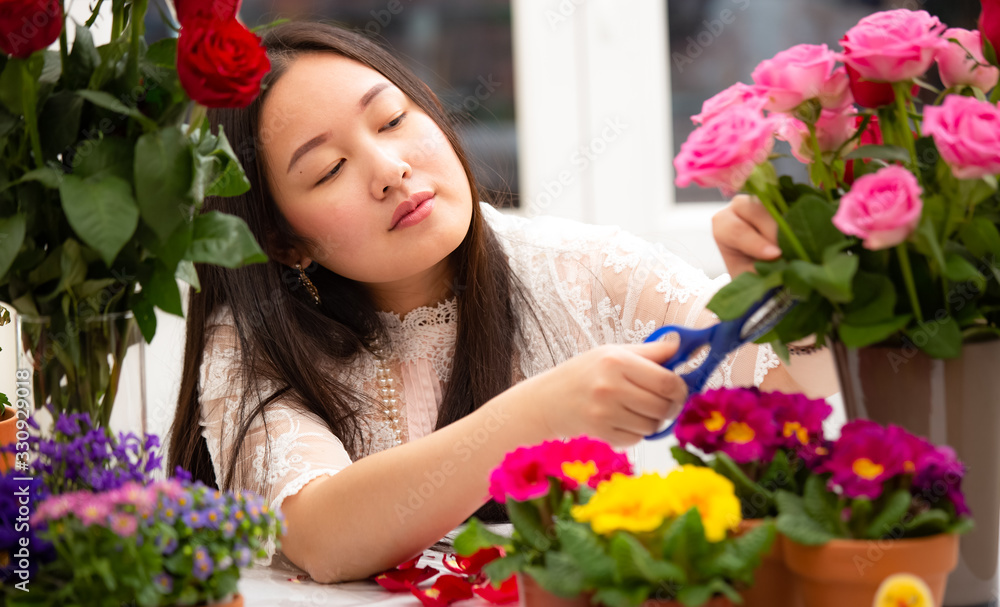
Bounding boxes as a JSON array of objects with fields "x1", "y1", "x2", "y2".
[{"x1": 260, "y1": 53, "x2": 473, "y2": 288}]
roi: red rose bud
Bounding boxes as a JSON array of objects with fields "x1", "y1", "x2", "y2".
[
  {"x1": 410, "y1": 574, "x2": 474, "y2": 607},
  {"x1": 473, "y1": 575, "x2": 519, "y2": 604},
  {"x1": 844, "y1": 63, "x2": 897, "y2": 108},
  {"x1": 0, "y1": 0, "x2": 63, "y2": 59},
  {"x1": 173, "y1": 0, "x2": 241, "y2": 26},
  {"x1": 177, "y1": 16, "x2": 270, "y2": 108},
  {"x1": 982, "y1": 0, "x2": 1000, "y2": 66}
]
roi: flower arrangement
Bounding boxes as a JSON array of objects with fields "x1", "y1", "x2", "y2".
[
  {"x1": 0, "y1": 0, "x2": 270, "y2": 425},
  {"x1": 372, "y1": 547, "x2": 518, "y2": 606},
  {"x1": 674, "y1": 5, "x2": 1000, "y2": 360},
  {"x1": 454, "y1": 436, "x2": 775, "y2": 607},
  {"x1": 0, "y1": 410, "x2": 285, "y2": 606},
  {"x1": 671, "y1": 388, "x2": 834, "y2": 520},
  {"x1": 774, "y1": 419, "x2": 972, "y2": 545}
]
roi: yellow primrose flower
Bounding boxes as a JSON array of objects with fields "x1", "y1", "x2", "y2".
[
  {"x1": 570, "y1": 472, "x2": 676, "y2": 535},
  {"x1": 662, "y1": 465, "x2": 742, "y2": 542}
]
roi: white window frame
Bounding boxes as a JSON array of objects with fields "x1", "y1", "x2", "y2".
[{"x1": 509, "y1": 0, "x2": 727, "y2": 279}]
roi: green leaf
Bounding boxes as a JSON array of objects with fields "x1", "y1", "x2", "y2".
[
  {"x1": 18, "y1": 167, "x2": 62, "y2": 189},
  {"x1": 524, "y1": 552, "x2": 586, "y2": 598},
  {"x1": 843, "y1": 272, "x2": 897, "y2": 325},
  {"x1": 0, "y1": 213, "x2": 26, "y2": 279},
  {"x1": 774, "y1": 490, "x2": 837, "y2": 546},
  {"x1": 787, "y1": 254, "x2": 859, "y2": 303},
  {"x1": 454, "y1": 518, "x2": 512, "y2": 556},
  {"x1": 134, "y1": 127, "x2": 195, "y2": 241},
  {"x1": 706, "y1": 270, "x2": 783, "y2": 321},
  {"x1": 482, "y1": 553, "x2": 526, "y2": 584},
  {"x1": 947, "y1": 516, "x2": 974, "y2": 536},
  {"x1": 670, "y1": 446, "x2": 707, "y2": 468},
  {"x1": 911, "y1": 216, "x2": 946, "y2": 273},
  {"x1": 192, "y1": 125, "x2": 251, "y2": 200},
  {"x1": 756, "y1": 450, "x2": 794, "y2": 513},
  {"x1": 959, "y1": 218, "x2": 1000, "y2": 260},
  {"x1": 864, "y1": 489, "x2": 912, "y2": 539},
  {"x1": 73, "y1": 136, "x2": 134, "y2": 183},
  {"x1": 609, "y1": 532, "x2": 685, "y2": 585},
  {"x1": 781, "y1": 194, "x2": 849, "y2": 264},
  {"x1": 803, "y1": 475, "x2": 840, "y2": 534},
  {"x1": 144, "y1": 37, "x2": 177, "y2": 68},
  {"x1": 0, "y1": 55, "x2": 42, "y2": 115},
  {"x1": 844, "y1": 144, "x2": 912, "y2": 163},
  {"x1": 76, "y1": 89, "x2": 157, "y2": 131},
  {"x1": 905, "y1": 316, "x2": 962, "y2": 359},
  {"x1": 64, "y1": 22, "x2": 101, "y2": 90},
  {"x1": 40, "y1": 239, "x2": 87, "y2": 302},
  {"x1": 944, "y1": 253, "x2": 987, "y2": 291},
  {"x1": 837, "y1": 315, "x2": 912, "y2": 349},
  {"x1": 676, "y1": 579, "x2": 739, "y2": 607},
  {"x1": 900, "y1": 509, "x2": 949, "y2": 537},
  {"x1": 556, "y1": 520, "x2": 616, "y2": 584},
  {"x1": 186, "y1": 211, "x2": 267, "y2": 268},
  {"x1": 730, "y1": 519, "x2": 776, "y2": 564},
  {"x1": 507, "y1": 500, "x2": 553, "y2": 551},
  {"x1": 39, "y1": 91, "x2": 83, "y2": 162},
  {"x1": 710, "y1": 453, "x2": 773, "y2": 515},
  {"x1": 141, "y1": 261, "x2": 183, "y2": 317},
  {"x1": 58, "y1": 175, "x2": 139, "y2": 266},
  {"x1": 175, "y1": 259, "x2": 200, "y2": 292},
  {"x1": 662, "y1": 508, "x2": 711, "y2": 562}
]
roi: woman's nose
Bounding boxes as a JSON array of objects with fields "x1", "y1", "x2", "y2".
[{"x1": 371, "y1": 147, "x2": 412, "y2": 198}]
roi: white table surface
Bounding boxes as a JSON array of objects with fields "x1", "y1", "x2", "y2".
[{"x1": 238, "y1": 526, "x2": 510, "y2": 607}]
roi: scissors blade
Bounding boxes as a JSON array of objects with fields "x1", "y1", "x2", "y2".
[{"x1": 739, "y1": 288, "x2": 797, "y2": 343}]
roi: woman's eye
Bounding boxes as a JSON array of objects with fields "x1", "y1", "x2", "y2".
[
  {"x1": 315, "y1": 160, "x2": 344, "y2": 186},
  {"x1": 379, "y1": 112, "x2": 407, "y2": 132}
]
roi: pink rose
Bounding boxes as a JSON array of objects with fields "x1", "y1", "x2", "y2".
[
  {"x1": 923, "y1": 95, "x2": 1000, "y2": 180},
  {"x1": 752, "y1": 44, "x2": 839, "y2": 112},
  {"x1": 674, "y1": 106, "x2": 777, "y2": 196},
  {"x1": 817, "y1": 66, "x2": 854, "y2": 110},
  {"x1": 692, "y1": 82, "x2": 766, "y2": 125},
  {"x1": 840, "y1": 9, "x2": 948, "y2": 82},
  {"x1": 936, "y1": 28, "x2": 1000, "y2": 91},
  {"x1": 833, "y1": 165, "x2": 923, "y2": 250},
  {"x1": 776, "y1": 106, "x2": 859, "y2": 163}
]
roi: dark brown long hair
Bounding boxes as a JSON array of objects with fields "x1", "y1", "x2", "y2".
[{"x1": 168, "y1": 21, "x2": 537, "y2": 523}]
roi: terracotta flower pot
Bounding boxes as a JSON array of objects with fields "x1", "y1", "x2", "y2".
[
  {"x1": 516, "y1": 572, "x2": 735, "y2": 607},
  {"x1": 737, "y1": 520, "x2": 800, "y2": 607},
  {"x1": 0, "y1": 405, "x2": 17, "y2": 473},
  {"x1": 781, "y1": 533, "x2": 959, "y2": 607}
]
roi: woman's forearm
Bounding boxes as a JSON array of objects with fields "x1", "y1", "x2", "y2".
[{"x1": 279, "y1": 384, "x2": 551, "y2": 583}]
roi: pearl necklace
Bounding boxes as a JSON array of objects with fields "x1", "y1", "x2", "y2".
[{"x1": 371, "y1": 338, "x2": 402, "y2": 445}]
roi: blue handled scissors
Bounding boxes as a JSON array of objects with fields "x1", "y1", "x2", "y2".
[{"x1": 643, "y1": 287, "x2": 797, "y2": 440}]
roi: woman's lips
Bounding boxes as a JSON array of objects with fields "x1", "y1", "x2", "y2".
[{"x1": 391, "y1": 197, "x2": 435, "y2": 230}]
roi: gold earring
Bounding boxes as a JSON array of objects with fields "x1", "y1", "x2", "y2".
[{"x1": 295, "y1": 263, "x2": 321, "y2": 305}]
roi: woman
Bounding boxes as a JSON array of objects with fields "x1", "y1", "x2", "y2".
[{"x1": 168, "y1": 21, "x2": 837, "y2": 583}]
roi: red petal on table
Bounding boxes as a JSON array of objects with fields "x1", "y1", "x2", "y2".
[
  {"x1": 397, "y1": 556, "x2": 423, "y2": 570},
  {"x1": 410, "y1": 574, "x2": 475, "y2": 606},
  {"x1": 373, "y1": 566, "x2": 436, "y2": 592},
  {"x1": 441, "y1": 546, "x2": 505, "y2": 576},
  {"x1": 473, "y1": 575, "x2": 519, "y2": 604}
]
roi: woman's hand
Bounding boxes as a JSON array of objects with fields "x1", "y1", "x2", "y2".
[
  {"x1": 506, "y1": 341, "x2": 688, "y2": 448},
  {"x1": 712, "y1": 195, "x2": 782, "y2": 278}
]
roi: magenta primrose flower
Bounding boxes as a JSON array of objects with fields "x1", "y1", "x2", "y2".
[
  {"x1": 488, "y1": 436, "x2": 632, "y2": 503},
  {"x1": 676, "y1": 387, "x2": 779, "y2": 464},
  {"x1": 820, "y1": 421, "x2": 908, "y2": 499},
  {"x1": 762, "y1": 391, "x2": 833, "y2": 451},
  {"x1": 913, "y1": 444, "x2": 970, "y2": 516}
]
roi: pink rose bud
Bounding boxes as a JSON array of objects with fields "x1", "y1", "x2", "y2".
[
  {"x1": 923, "y1": 95, "x2": 1000, "y2": 180},
  {"x1": 752, "y1": 44, "x2": 840, "y2": 112},
  {"x1": 833, "y1": 165, "x2": 923, "y2": 250},
  {"x1": 841, "y1": 9, "x2": 948, "y2": 83},
  {"x1": 817, "y1": 66, "x2": 854, "y2": 110},
  {"x1": 936, "y1": 28, "x2": 1000, "y2": 90},
  {"x1": 674, "y1": 106, "x2": 777, "y2": 197},
  {"x1": 692, "y1": 82, "x2": 767, "y2": 126},
  {"x1": 776, "y1": 106, "x2": 859, "y2": 164}
]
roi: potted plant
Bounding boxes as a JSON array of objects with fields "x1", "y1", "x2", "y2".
[
  {"x1": 454, "y1": 437, "x2": 775, "y2": 607},
  {"x1": 0, "y1": 0, "x2": 270, "y2": 430},
  {"x1": 672, "y1": 4, "x2": 1000, "y2": 601},
  {"x1": 670, "y1": 387, "x2": 833, "y2": 607},
  {"x1": 0, "y1": 408, "x2": 285, "y2": 606},
  {"x1": 774, "y1": 419, "x2": 971, "y2": 607}
]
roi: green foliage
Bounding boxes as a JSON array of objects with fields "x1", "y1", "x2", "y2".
[{"x1": 0, "y1": 0, "x2": 268, "y2": 425}]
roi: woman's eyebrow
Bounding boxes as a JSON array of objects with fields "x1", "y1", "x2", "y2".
[{"x1": 286, "y1": 82, "x2": 392, "y2": 175}]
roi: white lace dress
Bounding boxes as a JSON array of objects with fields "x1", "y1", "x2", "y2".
[{"x1": 197, "y1": 203, "x2": 781, "y2": 568}]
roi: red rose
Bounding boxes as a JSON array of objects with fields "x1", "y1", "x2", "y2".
[
  {"x1": 982, "y1": 0, "x2": 1000, "y2": 66},
  {"x1": 0, "y1": 0, "x2": 63, "y2": 59},
  {"x1": 173, "y1": 0, "x2": 240, "y2": 26},
  {"x1": 177, "y1": 16, "x2": 270, "y2": 108},
  {"x1": 844, "y1": 63, "x2": 897, "y2": 108}
]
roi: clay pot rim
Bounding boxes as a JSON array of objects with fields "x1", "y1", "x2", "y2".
[
  {"x1": 784, "y1": 531, "x2": 958, "y2": 550},
  {"x1": 0, "y1": 405, "x2": 14, "y2": 423}
]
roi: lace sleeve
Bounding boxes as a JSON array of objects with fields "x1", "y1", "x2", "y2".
[{"x1": 198, "y1": 314, "x2": 353, "y2": 565}]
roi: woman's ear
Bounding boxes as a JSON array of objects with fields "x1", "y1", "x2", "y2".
[{"x1": 267, "y1": 235, "x2": 312, "y2": 268}]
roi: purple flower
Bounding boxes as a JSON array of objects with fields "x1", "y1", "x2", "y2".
[
  {"x1": 233, "y1": 545, "x2": 253, "y2": 568},
  {"x1": 821, "y1": 421, "x2": 907, "y2": 499},
  {"x1": 913, "y1": 445, "x2": 970, "y2": 516},
  {"x1": 156, "y1": 534, "x2": 178, "y2": 555},
  {"x1": 761, "y1": 391, "x2": 832, "y2": 449},
  {"x1": 220, "y1": 518, "x2": 237, "y2": 539},
  {"x1": 202, "y1": 508, "x2": 224, "y2": 530},
  {"x1": 676, "y1": 387, "x2": 777, "y2": 463},
  {"x1": 184, "y1": 510, "x2": 205, "y2": 529},
  {"x1": 154, "y1": 573, "x2": 174, "y2": 594},
  {"x1": 193, "y1": 546, "x2": 214, "y2": 581}
]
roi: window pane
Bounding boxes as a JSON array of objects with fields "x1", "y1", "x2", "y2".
[{"x1": 668, "y1": 0, "x2": 979, "y2": 202}]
